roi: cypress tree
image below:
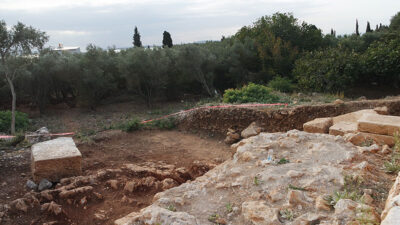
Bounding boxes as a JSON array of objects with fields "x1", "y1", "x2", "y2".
[
  {"x1": 330, "y1": 29, "x2": 334, "y2": 36},
  {"x1": 356, "y1": 19, "x2": 360, "y2": 36},
  {"x1": 366, "y1": 21, "x2": 372, "y2": 32},
  {"x1": 162, "y1": 31, "x2": 173, "y2": 48},
  {"x1": 133, "y1": 26, "x2": 142, "y2": 47},
  {"x1": 376, "y1": 24, "x2": 379, "y2": 31}
]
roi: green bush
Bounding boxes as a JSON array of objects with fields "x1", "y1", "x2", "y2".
[
  {"x1": 147, "y1": 118, "x2": 176, "y2": 130},
  {"x1": 0, "y1": 111, "x2": 29, "y2": 133},
  {"x1": 122, "y1": 118, "x2": 142, "y2": 132},
  {"x1": 223, "y1": 83, "x2": 280, "y2": 103},
  {"x1": 268, "y1": 76, "x2": 295, "y2": 93}
]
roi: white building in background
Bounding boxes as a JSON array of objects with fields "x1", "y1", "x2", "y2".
[{"x1": 53, "y1": 43, "x2": 81, "y2": 54}]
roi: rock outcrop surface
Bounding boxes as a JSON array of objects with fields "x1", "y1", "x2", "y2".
[
  {"x1": 31, "y1": 137, "x2": 82, "y2": 182},
  {"x1": 115, "y1": 130, "x2": 366, "y2": 225},
  {"x1": 381, "y1": 172, "x2": 400, "y2": 224}
]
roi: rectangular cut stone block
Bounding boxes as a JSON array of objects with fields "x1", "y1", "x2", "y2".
[
  {"x1": 332, "y1": 109, "x2": 377, "y2": 125},
  {"x1": 31, "y1": 137, "x2": 82, "y2": 182},
  {"x1": 347, "y1": 132, "x2": 395, "y2": 147},
  {"x1": 358, "y1": 114, "x2": 400, "y2": 136},
  {"x1": 329, "y1": 122, "x2": 358, "y2": 136},
  {"x1": 303, "y1": 117, "x2": 333, "y2": 134}
]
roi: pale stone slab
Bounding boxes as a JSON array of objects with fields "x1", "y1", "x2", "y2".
[
  {"x1": 329, "y1": 122, "x2": 358, "y2": 136},
  {"x1": 332, "y1": 109, "x2": 377, "y2": 125},
  {"x1": 358, "y1": 114, "x2": 400, "y2": 136},
  {"x1": 381, "y1": 206, "x2": 400, "y2": 225},
  {"x1": 31, "y1": 137, "x2": 82, "y2": 182},
  {"x1": 346, "y1": 132, "x2": 395, "y2": 147},
  {"x1": 303, "y1": 117, "x2": 332, "y2": 134},
  {"x1": 374, "y1": 106, "x2": 389, "y2": 115}
]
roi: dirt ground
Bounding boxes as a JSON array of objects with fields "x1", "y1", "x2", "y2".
[{"x1": 0, "y1": 130, "x2": 231, "y2": 225}]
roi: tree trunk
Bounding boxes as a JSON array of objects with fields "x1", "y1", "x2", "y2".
[{"x1": 6, "y1": 75, "x2": 16, "y2": 135}]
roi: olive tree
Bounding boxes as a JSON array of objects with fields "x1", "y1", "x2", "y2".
[
  {"x1": 119, "y1": 47, "x2": 170, "y2": 107},
  {"x1": 0, "y1": 20, "x2": 48, "y2": 134}
]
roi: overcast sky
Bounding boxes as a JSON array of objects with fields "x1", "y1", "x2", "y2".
[{"x1": 1, "y1": 0, "x2": 399, "y2": 50}]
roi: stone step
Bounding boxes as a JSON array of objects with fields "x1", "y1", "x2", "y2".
[
  {"x1": 329, "y1": 122, "x2": 358, "y2": 136},
  {"x1": 31, "y1": 137, "x2": 82, "y2": 182},
  {"x1": 345, "y1": 132, "x2": 395, "y2": 147},
  {"x1": 358, "y1": 114, "x2": 400, "y2": 136},
  {"x1": 303, "y1": 117, "x2": 333, "y2": 134}
]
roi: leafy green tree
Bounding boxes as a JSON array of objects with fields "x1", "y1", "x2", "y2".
[
  {"x1": 294, "y1": 47, "x2": 362, "y2": 92},
  {"x1": 78, "y1": 44, "x2": 117, "y2": 109},
  {"x1": 390, "y1": 12, "x2": 400, "y2": 31},
  {"x1": 162, "y1": 31, "x2": 173, "y2": 48},
  {"x1": 119, "y1": 47, "x2": 170, "y2": 107},
  {"x1": 177, "y1": 45, "x2": 217, "y2": 96},
  {"x1": 133, "y1": 26, "x2": 142, "y2": 47},
  {"x1": 0, "y1": 20, "x2": 48, "y2": 134},
  {"x1": 363, "y1": 37, "x2": 400, "y2": 87},
  {"x1": 29, "y1": 49, "x2": 79, "y2": 112}
]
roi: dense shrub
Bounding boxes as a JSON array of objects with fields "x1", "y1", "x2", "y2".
[
  {"x1": 363, "y1": 37, "x2": 400, "y2": 87},
  {"x1": 121, "y1": 118, "x2": 142, "y2": 132},
  {"x1": 293, "y1": 48, "x2": 362, "y2": 92},
  {"x1": 0, "y1": 111, "x2": 29, "y2": 133},
  {"x1": 146, "y1": 118, "x2": 176, "y2": 130},
  {"x1": 223, "y1": 83, "x2": 279, "y2": 103},
  {"x1": 268, "y1": 76, "x2": 295, "y2": 93}
]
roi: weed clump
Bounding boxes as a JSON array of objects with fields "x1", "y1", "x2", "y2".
[
  {"x1": 122, "y1": 118, "x2": 142, "y2": 132},
  {"x1": 383, "y1": 131, "x2": 400, "y2": 174},
  {"x1": 146, "y1": 118, "x2": 176, "y2": 130},
  {"x1": 325, "y1": 174, "x2": 364, "y2": 207}
]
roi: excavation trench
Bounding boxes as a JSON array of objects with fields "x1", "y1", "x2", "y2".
[{"x1": 1, "y1": 130, "x2": 231, "y2": 225}]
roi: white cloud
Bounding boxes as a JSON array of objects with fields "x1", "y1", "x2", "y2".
[
  {"x1": 48, "y1": 30, "x2": 91, "y2": 36},
  {"x1": 1, "y1": 0, "x2": 399, "y2": 48}
]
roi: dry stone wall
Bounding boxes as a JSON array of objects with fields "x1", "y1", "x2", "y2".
[{"x1": 178, "y1": 99, "x2": 400, "y2": 134}]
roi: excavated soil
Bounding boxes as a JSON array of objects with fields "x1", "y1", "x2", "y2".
[{"x1": 0, "y1": 130, "x2": 231, "y2": 225}]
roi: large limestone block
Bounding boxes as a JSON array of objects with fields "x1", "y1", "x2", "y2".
[
  {"x1": 346, "y1": 132, "x2": 395, "y2": 147},
  {"x1": 303, "y1": 117, "x2": 333, "y2": 134},
  {"x1": 382, "y1": 172, "x2": 400, "y2": 220},
  {"x1": 332, "y1": 109, "x2": 377, "y2": 125},
  {"x1": 358, "y1": 114, "x2": 400, "y2": 136},
  {"x1": 381, "y1": 206, "x2": 400, "y2": 225},
  {"x1": 241, "y1": 122, "x2": 262, "y2": 139},
  {"x1": 31, "y1": 137, "x2": 82, "y2": 182},
  {"x1": 329, "y1": 122, "x2": 358, "y2": 136},
  {"x1": 374, "y1": 106, "x2": 389, "y2": 115}
]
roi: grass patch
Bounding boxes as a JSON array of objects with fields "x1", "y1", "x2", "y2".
[
  {"x1": 225, "y1": 203, "x2": 233, "y2": 213},
  {"x1": 166, "y1": 204, "x2": 176, "y2": 212},
  {"x1": 383, "y1": 131, "x2": 400, "y2": 174},
  {"x1": 254, "y1": 175, "x2": 263, "y2": 186},
  {"x1": 121, "y1": 118, "x2": 142, "y2": 132},
  {"x1": 325, "y1": 174, "x2": 364, "y2": 206},
  {"x1": 288, "y1": 184, "x2": 306, "y2": 191},
  {"x1": 145, "y1": 118, "x2": 176, "y2": 130},
  {"x1": 208, "y1": 213, "x2": 220, "y2": 223},
  {"x1": 280, "y1": 209, "x2": 295, "y2": 221},
  {"x1": 277, "y1": 158, "x2": 290, "y2": 164},
  {"x1": 324, "y1": 190, "x2": 362, "y2": 206}
]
